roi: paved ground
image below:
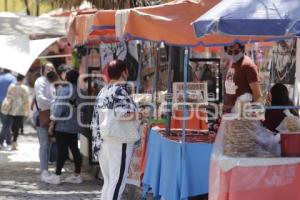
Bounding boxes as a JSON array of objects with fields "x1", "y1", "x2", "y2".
[
  {"x1": 0, "y1": 125, "x2": 142, "y2": 200},
  {"x1": 0, "y1": 124, "x2": 209, "y2": 200}
]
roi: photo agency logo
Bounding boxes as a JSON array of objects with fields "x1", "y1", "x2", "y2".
[{"x1": 51, "y1": 73, "x2": 265, "y2": 123}]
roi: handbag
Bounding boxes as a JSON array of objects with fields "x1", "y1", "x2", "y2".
[
  {"x1": 99, "y1": 108, "x2": 141, "y2": 143},
  {"x1": 1, "y1": 96, "x2": 12, "y2": 115},
  {"x1": 35, "y1": 98, "x2": 51, "y2": 127}
]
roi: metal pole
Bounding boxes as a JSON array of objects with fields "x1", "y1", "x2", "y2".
[
  {"x1": 136, "y1": 41, "x2": 142, "y2": 93},
  {"x1": 180, "y1": 47, "x2": 189, "y2": 198},
  {"x1": 166, "y1": 45, "x2": 173, "y2": 135}
]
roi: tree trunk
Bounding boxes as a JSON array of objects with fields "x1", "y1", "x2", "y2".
[
  {"x1": 36, "y1": 0, "x2": 40, "y2": 16},
  {"x1": 24, "y1": 0, "x2": 31, "y2": 15},
  {"x1": 4, "y1": 0, "x2": 8, "y2": 11}
]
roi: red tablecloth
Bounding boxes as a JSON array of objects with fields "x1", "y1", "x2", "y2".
[{"x1": 210, "y1": 160, "x2": 300, "y2": 200}]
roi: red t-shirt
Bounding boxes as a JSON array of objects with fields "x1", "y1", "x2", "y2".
[{"x1": 224, "y1": 55, "x2": 259, "y2": 112}]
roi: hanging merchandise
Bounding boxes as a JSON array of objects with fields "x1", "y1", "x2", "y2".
[
  {"x1": 271, "y1": 38, "x2": 297, "y2": 84},
  {"x1": 99, "y1": 41, "x2": 139, "y2": 81}
]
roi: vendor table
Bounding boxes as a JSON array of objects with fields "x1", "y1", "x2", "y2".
[
  {"x1": 143, "y1": 129, "x2": 212, "y2": 200},
  {"x1": 210, "y1": 120, "x2": 300, "y2": 200},
  {"x1": 210, "y1": 156, "x2": 300, "y2": 200}
]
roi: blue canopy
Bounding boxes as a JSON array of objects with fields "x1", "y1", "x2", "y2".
[{"x1": 192, "y1": 0, "x2": 300, "y2": 38}]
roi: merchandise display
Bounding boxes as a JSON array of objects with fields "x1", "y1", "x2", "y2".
[
  {"x1": 153, "y1": 127, "x2": 216, "y2": 143},
  {"x1": 223, "y1": 119, "x2": 280, "y2": 157}
]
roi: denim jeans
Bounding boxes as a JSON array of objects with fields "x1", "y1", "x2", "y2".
[
  {"x1": 36, "y1": 127, "x2": 49, "y2": 173},
  {"x1": 0, "y1": 114, "x2": 13, "y2": 145}
]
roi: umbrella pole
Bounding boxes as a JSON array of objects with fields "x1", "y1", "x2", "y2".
[
  {"x1": 166, "y1": 46, "x2": 173, "y2": 135},
  {"x1": 156, "y1": 45, "x2": 161, "y2": 120},
  {"x1": 180, "y1": 47, "x2": 189, "y2": 197}
]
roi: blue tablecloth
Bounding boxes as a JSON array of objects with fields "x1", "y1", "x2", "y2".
[{"x1": 143, "y1": 129, "x2": 212, "y2": 200}]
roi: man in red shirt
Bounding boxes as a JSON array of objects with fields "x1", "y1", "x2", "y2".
[{"x1": 223, "y1": 42, "x2": 262, "y2": 113}]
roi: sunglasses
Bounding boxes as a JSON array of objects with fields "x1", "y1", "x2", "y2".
[{"x1": 227, "y1": 50, "x2": 240, "y2": 55}]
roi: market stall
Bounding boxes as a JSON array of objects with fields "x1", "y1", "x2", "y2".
[
  {"x1": 208, "y1": 116, "x2": 300, "y2": 200},
  {"x1": 117, "y1": 0, "x2": 220, "y2": 198},
  {"x1": 65, "y1": 1, "x2": 300, "y2": 199},
  {"x1": 192, "y1": 1, "x2": 300, "y2": 200}
]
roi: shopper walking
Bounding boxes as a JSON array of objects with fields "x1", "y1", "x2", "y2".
[
  {"x1": 0, "y1": 69, "x2": 16, "y2": 121},
  {"x1": 34, "y1": 63, "x2": 58, "y2": 182},
  {"x1": 45, "y1": 69, "x2": 82, "y2": 185},
  {"x1": 0, "y1": 69, "x2": 16, "y2": 149},
  {"x1": 1, "y1": 74, "x2": 29, "y2": 150},
  {"x1": 92, "y1": 60, "x2": 142, "y2": 200}
]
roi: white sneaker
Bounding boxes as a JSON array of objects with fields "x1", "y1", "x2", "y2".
[
  {"x1": 40, "y1": 170, "x2": 51, "y2": 182},
  {"x1": 64, "y1": 174, "x2": 83, "y2": 184},
  {"x1": 44, "y1": 174, "x2": 61, "y2": 185}
]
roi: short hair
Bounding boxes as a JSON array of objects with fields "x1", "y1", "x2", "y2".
[
  {"x1": 107, "y1": 60, "x2": 127, "y2": 80},
  {"x1": 224, "y1": 42, "x2": 245, "y2": 52},
  {"x1": 57, "y1": 64, "x2": 68, "y2": 75},
  {"x1": 17, "y1": 74, "x2": 25, "y2": 82},
  {"x1": 41, "y1": 62, "x2": 54, "y2": 75},
  {"x1": 66, "y1": 69, "x2": 79, "y2": 85}
]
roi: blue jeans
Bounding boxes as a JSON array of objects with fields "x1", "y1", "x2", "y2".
[
  {"x1": 36, "y1": 127, "x2": 49, "y2": 173},
  {"x1": 0, "y1": 114, "x2": 13, "y2": 145}
]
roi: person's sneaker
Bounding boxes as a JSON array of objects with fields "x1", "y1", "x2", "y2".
[
  {"x1": 44, "y1": 174, "x2": 61, "y2": 185},
  {"x1": 64, "y1": 174, "x2": 83, "y2": 184},
  {"x1": 40, "y1": 170, "x2": 51, "y2": 182}
]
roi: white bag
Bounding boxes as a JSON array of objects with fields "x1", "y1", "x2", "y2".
[{"x1": 99, "y1": 108, "x2": 141, "y2": 143}]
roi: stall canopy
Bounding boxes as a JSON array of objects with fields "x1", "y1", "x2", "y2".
[
  {"x1": 122, "y1": 0, "x2": 218, "y2": 46},
  {"x1": 67, "y1": 10, "x2": 117, "y2": 46},
  {"x1": 0, "y1": 35, "x2": 58, "y2": 75},
  {"x1": 67, "y1": 12, "x2": 95, "y2": 46},
  {"x1": 192, "y1": 0, "x2": 300, "y2": 38},
  {"x1": 119, "y1": 0, "x2": 285, "y2": 47},
  {"x1": 0, "y1": 12, "x2": 68, "y2": 37},
  {"x1": 67, "y1": 0, "x2": 281, "y2": 47},
  {"x1": 90, "y1": 10, "x2": 117, "y2": 43}
]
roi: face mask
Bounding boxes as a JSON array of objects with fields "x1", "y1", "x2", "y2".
[
  {"x1": 46, "y1": 71, "x2": 58, "y2": 82},
  {"x1": 231, "y1": 52, "x2": 244, "y2": 63}
]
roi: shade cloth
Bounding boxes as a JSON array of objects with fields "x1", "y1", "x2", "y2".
[
  {"x1": 193, "y1": 0, "x2": 300, "y2": 38},
  {"x1": 143, "y1": 129, "x2": 212, "y2": 200},
  {"x1": 0, "y1": 12, "x2": 67, "y2": 36},
  {"x1": 0, "y1": 36, "x2": 58, "y2": 75}
]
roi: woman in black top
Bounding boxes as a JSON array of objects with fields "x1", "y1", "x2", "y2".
[{"x1": 262, "y1": 83, "x2": 298, "y2": 132}]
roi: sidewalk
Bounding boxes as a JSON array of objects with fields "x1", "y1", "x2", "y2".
[{"x1": 0, "y1": 125, "x2": 142, "y2": 200}]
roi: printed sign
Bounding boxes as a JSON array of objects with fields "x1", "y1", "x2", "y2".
[{"x1": 173, "y1": 82, "x2": 208, "y2": 110}]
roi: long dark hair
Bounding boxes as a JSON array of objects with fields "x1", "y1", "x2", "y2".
[{"x1": 271, "y1": 83, "x2": 298, "y2": 116}]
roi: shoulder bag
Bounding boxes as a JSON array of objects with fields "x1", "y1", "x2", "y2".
[
  {"x1": 35, "y1": 98, "x2": 51, "y2": 127},
  {"x1": 99, "y1": 108, "x2": 141, "y2": 144}
]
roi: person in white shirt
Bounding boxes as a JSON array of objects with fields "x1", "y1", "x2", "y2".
[{"x1": 34, "y1": 63, "x2": 57, "y2": 182}]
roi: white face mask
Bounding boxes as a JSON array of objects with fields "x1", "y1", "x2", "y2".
[{"x1": 231, "y1": 52, "x2": 244, "y2": 63}]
